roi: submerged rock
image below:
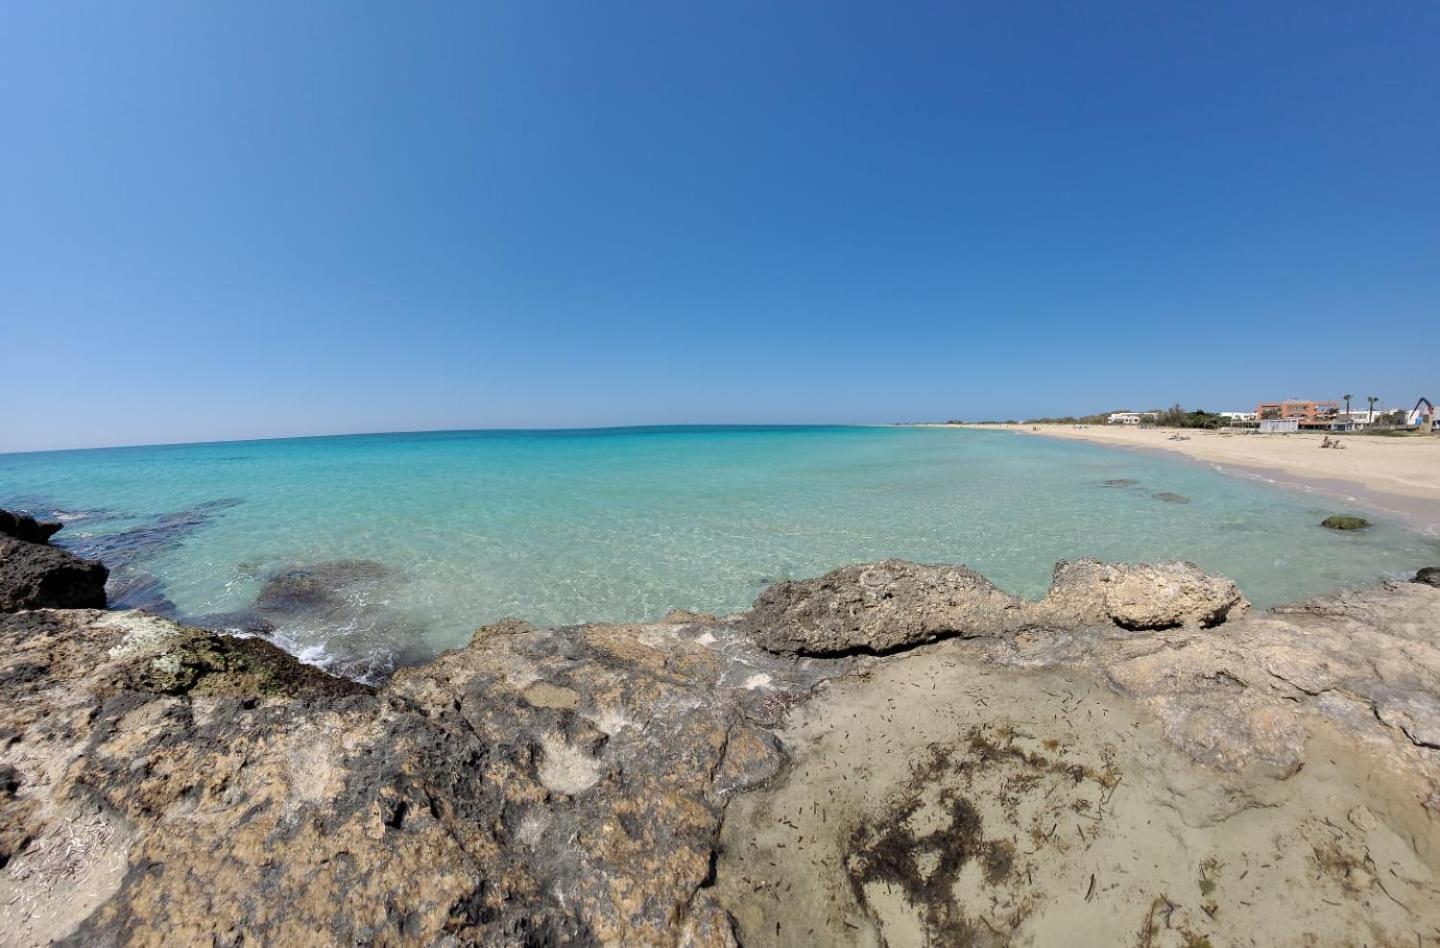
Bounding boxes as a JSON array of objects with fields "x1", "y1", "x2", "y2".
[
  {"x1": 1322, "y1": 514, "x2": 1372, "y2": 530},
  {"x1": 60, "y1": 498, "x2": 244, "y2": 564},
  {"x1": 34, "y1": 498, "x2": 243, "y2": 612},
  {"x1": 254, "y1": 559, "x2": 394, "y2": 615},
  {"x1": 244, "y1": 559, "x2": 429, "y2": 682},
  {"x1": 186, "y1": 559, "x2": 430, "y2": 683}
]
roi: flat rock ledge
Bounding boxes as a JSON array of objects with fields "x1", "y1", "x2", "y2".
[{"x1": 3, "y1": 560, "x2": 1440, "y2": 947}]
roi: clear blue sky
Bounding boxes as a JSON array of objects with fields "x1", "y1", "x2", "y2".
[{"x1": 4, "y1": 1, "x2": 1437, "y2": 451}]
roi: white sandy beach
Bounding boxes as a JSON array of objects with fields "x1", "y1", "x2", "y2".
[{"x1": 952, "y1": 423, "x2": 1440, "y2": 529}]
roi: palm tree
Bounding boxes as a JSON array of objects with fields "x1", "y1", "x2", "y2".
[
  {"x1": 1343, "y1": 394, "x2": 1353, "y2": 419},
  {"x1": 1367, "y1": 396, "x2": 1379, "y2": 423}
]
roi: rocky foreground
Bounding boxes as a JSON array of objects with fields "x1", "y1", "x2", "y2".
[{"x1": 3, "y1": 514, "x2": 1440, "y2": 945}]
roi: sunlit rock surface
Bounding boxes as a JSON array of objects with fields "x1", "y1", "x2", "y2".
[{"x1": 3, "y1": 561, "x2": 1440, "y2": 946}]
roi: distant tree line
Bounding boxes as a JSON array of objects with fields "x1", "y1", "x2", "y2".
[
  {"x1": 954, "y1": 402, "x2": 1422, "y2": 432},
  {"x1": 1149, "y1": 404, "x2": 1231, "y2": 429},
  {"x1": 1018, "y1": 412, "x2": 1114, "y2": 425},
  {"x1": 955, "y1": 404, "x2": 1226, "y2": 428}
]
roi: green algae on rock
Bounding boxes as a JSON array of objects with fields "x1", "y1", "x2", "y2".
[{"x1": 1322, "y1": 514, "x2": 1372, "y2": 530}]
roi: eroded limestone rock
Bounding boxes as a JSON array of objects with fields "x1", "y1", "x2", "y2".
[
  {"x1": 3, "y1": 560, "x2": 1439, "y2": 948},
  {"x1": 0, "y1": 608, "x2": 825, "y2": 946},
  {"x1": 745, "y1": 558, "x2": 1248, "y2": 655},
  {"x1": 1040, "y1": 558, "x2": 1248, "y2": 630}
]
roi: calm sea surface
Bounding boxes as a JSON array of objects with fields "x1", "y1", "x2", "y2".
[{"x1": 3, "y1": 426, "x2": 1434, "y2": 678}]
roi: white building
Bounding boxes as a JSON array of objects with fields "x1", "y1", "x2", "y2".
[
  {"x1": 1259, "y1": 418, "x2": 1300, "y2": 433},
  {"x1": 1107, "y1": 412, "x2": 1155, "y2": 425},
  {"x1": 1219, "y1": 411, "x2": 1257, "y2": 423}
]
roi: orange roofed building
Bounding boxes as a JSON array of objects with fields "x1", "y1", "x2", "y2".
[{"x1": 1255, "y1": 400, "x2": 1341, "y2": 428}]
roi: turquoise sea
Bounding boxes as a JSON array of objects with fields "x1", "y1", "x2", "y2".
[{"x1": 2, "y1": 425, "x2": 1434, "y2": 680}]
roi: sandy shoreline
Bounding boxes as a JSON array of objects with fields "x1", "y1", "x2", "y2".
[{"x1": 934, "y1": 423, "x2": 1440, "y2": 533}]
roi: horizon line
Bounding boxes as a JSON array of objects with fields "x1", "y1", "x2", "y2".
[{"x1": 0, "y1": 421, "x2": 938, "y2": 459}]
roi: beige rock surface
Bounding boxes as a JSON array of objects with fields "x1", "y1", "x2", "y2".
[
  {"x1": 745, "y1": 558, "x2": 1247, "y2": 655},
  {"x1": 0, "y1": 608, "x2": 819, "y2": 946},
  {"x1": 3, "y1": 561, "x2": 1439, "y2": 946}
]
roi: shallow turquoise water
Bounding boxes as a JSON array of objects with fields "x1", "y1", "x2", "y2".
[{"x1": 2, "y1": 425, "x2": 1434, "y2": 677}]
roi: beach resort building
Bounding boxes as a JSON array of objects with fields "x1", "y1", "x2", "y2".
[
  {"x1": 1219, "y1": 411, "x2": 1258, "y2": 423},
  {"x1": 1255, "y1": 400, "x2": 1342, "y2": 430},
  {"x1": 1107, "y1": 412, "x2": 1156, "y2": 425}
]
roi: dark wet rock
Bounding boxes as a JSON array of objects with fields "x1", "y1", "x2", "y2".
[
  {"x1": 32, "y1": 499, "x2": 244, "y2": 616},
  {"x1": 1416, "y1": 567, "x2": 1440, "y2": 588},
  {"x1": 744, "y1": 558, "x2": 1248, "y2": 655},
  {"x1": 1322, "y1": 514, "x2": 1371, "y2": 531},
  {"x1": 1152, "y1": 491, "x2": 1191, "y2": 504},
  {"x1": 0, "y1": 509, "x2": 62, "y2": 545},
  {"x1": 0, "y1": 537, "x2": 108, "y2": 611}
]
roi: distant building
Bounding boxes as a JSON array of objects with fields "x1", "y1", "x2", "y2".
[
  {"x1": 1107, "y1": 412, "x2": 1156, "y2": 425},
  {"x1": 1258, "y1": 419, "x2": 1300, "y2": 433},
  {"x1": 1219, "y1": 411, "x2": 1257, "y2": 423},
  {"x1": 1255, "y1": 400, "x2": 1342, "y2": 430}
]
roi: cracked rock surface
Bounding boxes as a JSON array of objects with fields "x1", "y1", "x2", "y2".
[{"x1": 3, "y1": 561, "x2": 1440, "y2": 946}]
